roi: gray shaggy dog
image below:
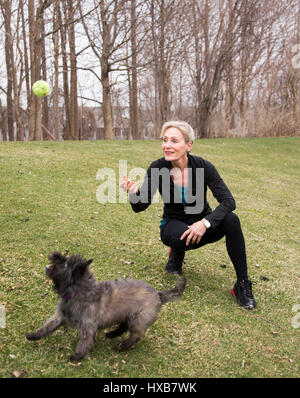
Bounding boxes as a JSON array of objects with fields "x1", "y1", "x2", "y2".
[{"x1": 26, "y1": 251, "x2": 186, "y2": 362}]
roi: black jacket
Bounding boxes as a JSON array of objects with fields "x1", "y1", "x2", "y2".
[{"x1": 129, "y1": 153, "x2": 236, "y2": 228}]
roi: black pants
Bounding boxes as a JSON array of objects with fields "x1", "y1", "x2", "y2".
[{"x1": 160, "y1": 212, "x2": 248, "y2": 281}]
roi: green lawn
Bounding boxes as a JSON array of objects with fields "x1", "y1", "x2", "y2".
[{"x1": 0, "y1": 137, "x2": 299, "y2": 378}]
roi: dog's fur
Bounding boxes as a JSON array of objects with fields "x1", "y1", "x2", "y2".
[{"x1": 26, "y1": 251, "x2": 186, "y2": 362}]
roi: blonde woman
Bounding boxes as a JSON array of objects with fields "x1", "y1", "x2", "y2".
[{"x1": 120, "y1": 121, "x2": 256, "y2": 309}]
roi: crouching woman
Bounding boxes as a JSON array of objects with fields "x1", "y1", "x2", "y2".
[{"x1": 120, "y1": 121, "x2": 256, "y2": 309}]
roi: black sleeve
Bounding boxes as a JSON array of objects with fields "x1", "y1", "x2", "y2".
[
  {"x1": 203, "y1": 161, "x2": 236, "y2": 228},
  {"x1": 129, "y1": 161, "x2": 159, "y2": 213}
]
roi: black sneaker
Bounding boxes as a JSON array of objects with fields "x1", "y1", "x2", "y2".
[
  {"x1": 231, "y1": 279, "x2": 256, "y2": 309},
  {"x1": 165, "y1": 249, "x2": 184, "y2": 275}
]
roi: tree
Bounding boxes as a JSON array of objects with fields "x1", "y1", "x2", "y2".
[
  {"x1": 79, "y1": 0, "x2": 133, "y2": 140},
  {"x1": 28, "y1": 0, "x2": 56, "y2": 141},
  {"x1": 130, "y1": 0, "x2": 139, "y2": 139},
  {"x1": 52, "y1": 0, "x2": 60, "y2": 140},
  {"x1": 191, "y1": 0, "x2": 249, "y2": 138},
  {"x1": 0, "y1": 0, "x2": 14, "y2": 141},
  {"x1": 146, "y1": 0, "x2": 188, "y2": 136},
  {"x1": 67, "y1": 0, "x2": 79, "y2": 140}
]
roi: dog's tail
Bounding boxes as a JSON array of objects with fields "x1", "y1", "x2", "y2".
[{"x1": 158, "y1": 277, "x2": 186, "y2": 305}]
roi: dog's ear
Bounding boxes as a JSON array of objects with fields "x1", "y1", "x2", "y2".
[
  {"x1": 76, "y1": 259, "x2": 93, "y2": 274},
  {"x1": 86, "y1": 259, "x2": 93, "y2": 267},
  {"x1": 49, "y1": 251, "x2": 67, "y2": 264},
  {"x1": 68, "y1": 256, "x2": 93, "y2": 280}
]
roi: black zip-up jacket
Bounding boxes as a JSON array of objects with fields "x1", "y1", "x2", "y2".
[{"x1": 129, "y1": 153, "x2": 236, "y2": 228}]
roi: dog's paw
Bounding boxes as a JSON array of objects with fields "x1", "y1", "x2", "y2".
[
  {"x1": 118, "y1": 341, "x2": 135, "y2": 351},
  {"x1": 69, "y1": 353, "x2": 84, "y2": 362},
  {"x1": 26, "y1": 333, "x2": 41, "y2": 341},
  {"x1": 105, "y1": 330, "x2": 118, "y2": 339}
]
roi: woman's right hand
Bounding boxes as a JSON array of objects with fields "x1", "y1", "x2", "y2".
[{"x1": 120, "y1": 175, "x2": 139, "y2": 194}]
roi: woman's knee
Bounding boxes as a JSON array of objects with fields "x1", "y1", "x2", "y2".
[
  {"x1": 222, "y1": 212, "x2": 241, "y2": 232},
  {"x1": 169, "y1": 235, "x2": 187, "y2": 251},
  {"x1": 163, "y1": 231, "x2": 187, "y2": 251},
  {"x1": 160, "y1": 221, "x2": 188, "y2": 251}
]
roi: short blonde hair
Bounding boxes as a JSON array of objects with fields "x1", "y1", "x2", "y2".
[{"x1": 160, "y1": 120, "x2": 195, "y2": 143}]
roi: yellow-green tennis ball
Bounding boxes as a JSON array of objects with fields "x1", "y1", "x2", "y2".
[{"x1": 32, "y1": 80, "x2": 50, "y2": 97}]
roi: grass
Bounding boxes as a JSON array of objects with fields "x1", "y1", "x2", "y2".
[{"x1": 0, "y1": 137, "x2": 299, "y2": 378}]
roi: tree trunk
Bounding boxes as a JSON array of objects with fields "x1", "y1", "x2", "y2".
[
  {"x1": 59, "y1": 1, "x2": 71, "y2": 139},
  {"x1": 101, "y1": 67, "x2": 114, "y2": 140},
  {"x1": 27, "y1": 0, "x2": 54, "y2": 141},
  {"x1": 100, "y1": 2, "x2": 114, "y2": 140},
  {"x1": 150, "y1": 0, "x2": 160, "y2": 138},
  {"x1": 130, "y1": 0, "x2": 139, "y2": 139},
  {"x1": 1, "y1": 0, "x2": 14, "y2": 141},
  {"x1": 21, "y1": 0, "x2": 30, "y2": 140},
  {"x1": 68, "y1": 0, "x2": 78, "y2": 140},
  {"x1": 225, "y1": 74, "x2": 235, "y2": 130},
  {"x1": 192, "y1": 0, "x2": 201, "y2": 138},
  {"x1": 33, "y1": 1, "x2": 46, "y2": 141},
  {"x1": 14, "y1": 4, "x2": 25, "y2": 141},
  {"x1": 198, "y1": 101, "x2": 211, "y2": 139},
  {"x1": 0, "y1": 99, "x2": 8, "y2": 141},
  {"x1": 28, "y1": 0, "x2": 36, "y2": 140},
  {"x1": 52, "y1": 1, "x2": 60, "y2": 140},
  {"x1": 41, "y1": 12, "x2": 49, "y2": 140},
  {"x1": 158, "y1": 0, "x2": 170, "y2": 127}
]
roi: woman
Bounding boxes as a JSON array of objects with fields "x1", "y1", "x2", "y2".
[{"x1": 120, "y1": 121, "x2": 256, "y2": 309}]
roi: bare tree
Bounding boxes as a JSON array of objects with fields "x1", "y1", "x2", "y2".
[
  {"x1": 52, "y1": 0, "x2": 60, "y2": 140},
  {"x1": 0, "y1": 0, "x2": 14, "y2": 141},
  {"x1": 41, "y1": 7, "x2": 49, "y2": 139},
  {"x1": 130, "y1": 0, "x2": 139, "y2": 139},
  {"x1": 188, "y1": 0, "x2": 296, "y2": 138},
  {"x1": 79, "y1": 0, "x2": 134, "y2": 139},
  {"x1": 59, "y1": 1, "x2": 71, "y2": 140},
  {"x1": 68, "y1": 0, "x2": 79, "y2": 140},
  {"x1": 141, "y1": 0, "x2": 190, "y2": 136},
  {"x1": 0, "y1": 99, "x2": 8, "y2": 141},
  {"x1": 28, "y1": 0, "x2": 56, "y2": 141},
  {"x1": 191, "y1": 0, "x2": 250, "y2": 138}
]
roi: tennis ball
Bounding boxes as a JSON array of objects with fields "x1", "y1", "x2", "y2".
[{"x1": 32, "y1": 80, "x2": 50, "y2": 97}]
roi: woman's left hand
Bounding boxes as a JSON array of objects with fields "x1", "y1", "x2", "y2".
[{"x1": 180, "y1": 220, "x2": 207, "y2": 246}]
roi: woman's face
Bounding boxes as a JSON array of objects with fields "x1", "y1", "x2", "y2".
[{"x1": 162, "y1": 127, "x2": 192, "y2": 163}]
